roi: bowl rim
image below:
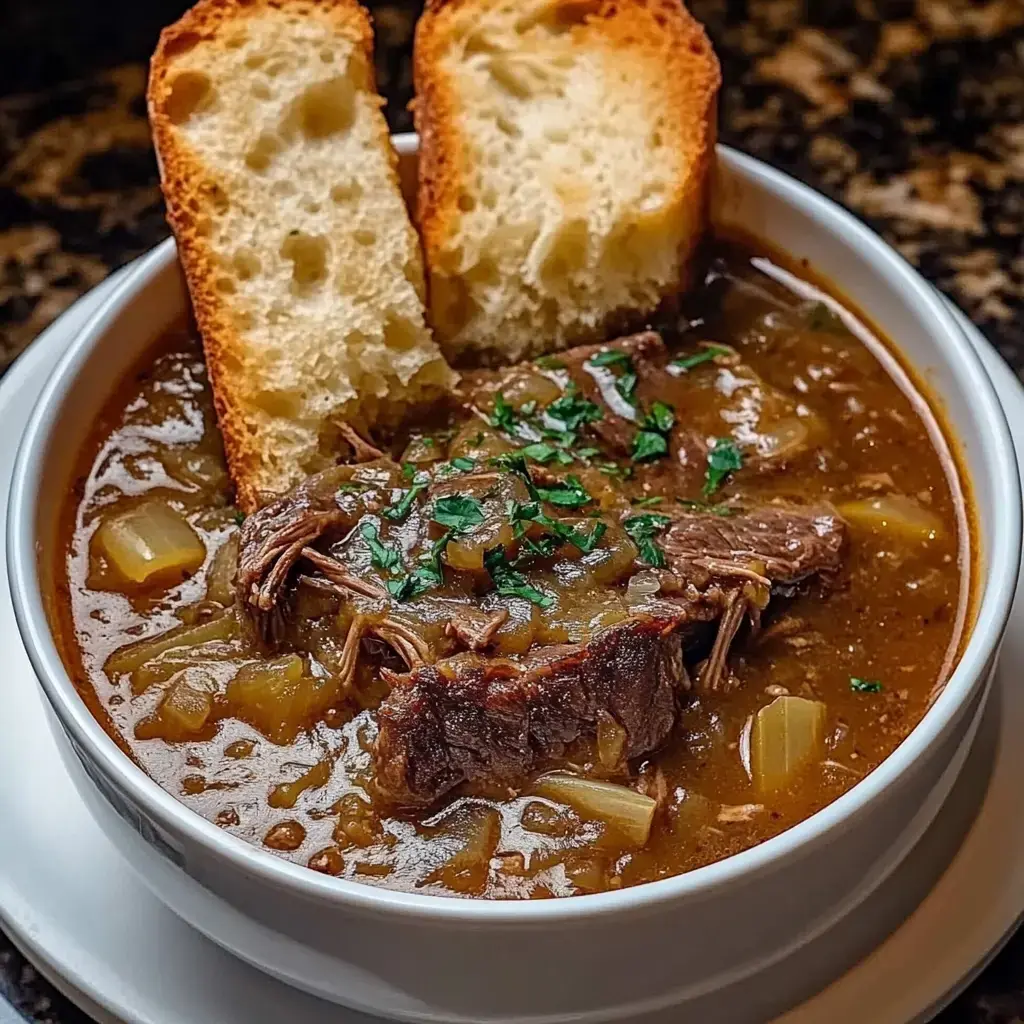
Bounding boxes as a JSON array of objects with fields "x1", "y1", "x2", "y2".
[{"x1": 8, "y1": 138, "x2": 1021, "y2": 925}]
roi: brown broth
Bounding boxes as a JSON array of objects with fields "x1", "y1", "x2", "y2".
[{"x1": 51, "y1": 239, "x2": 971, "y2": 898}]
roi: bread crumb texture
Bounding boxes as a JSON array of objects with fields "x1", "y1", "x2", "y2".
[
  {"x1": 149, "y1": 0, "x2": 454, "y2": 510},
  {"x1": 416, "y1": 0, "x2": 721, "y2": 365}
]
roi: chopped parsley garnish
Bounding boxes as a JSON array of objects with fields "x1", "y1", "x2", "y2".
[
  {"x1": 597, "y1": 461, "x2": 633, "y2": 479},
  {"x1": 631, "y1": 401, "x2": 675, "y2": 463},
  {"x1": 669, "y1": 345, "x2": 729, "y2": 373},
  {"x1": 676, "y1": 497, "x2": 734, "y2": 517},
  {"x1": 451, "y1": 456, "x2": 477, "y2": 472},
  {"x1": 490, "y1": 392, "x2": 518, "y2": 435},
  {"x1": 807, "y1": 301, "x2": 844, "y2": 333},
  {"x1": 535, "y1": 355, "x2": 566, "y2": 370},
  {"x1": 520, "y1": 441, "x2": 573, "y2": 466},
  {"x1": 432, "y1": 494, "x2": 485, "y2": 533},
  {"x1": 642, "y1": 401, "x2": 676, "y2": 434},
  {"x1": 233, "y1": 511, "x2": 246, "y2": 525},
  {"x1": 535, "y1": 475, "x2": 592, "y2": 509},
  {"x1": 623, "y1": 513, "x2": 672, "y2": 569},
  {"x1": 509, "y1": 500, "x2": 606, "y2": 555},
  {"x1": 576, "y1": 447, "x2": 600, "y2": 460},
  {"x1": 386, "y1": 532, "x2": 449, "y2": 601},
  {"x1": 632, "y1": 430, "x2": 669, "y2": 462},
  {"x1": 546, "y1": 384, "x2": 603, "y2": 431},
  {"x1": 587, "y1": 349, "x2": 631, "y2": 368},
  {"x1": 631, "y1": 495, "x2": 665, "y2": 507},
  {"x1": 850, "y1": 677, "x2": 884, "y2": 693},
  {"x1": 382, "y1": 481, "x2": 428, "y2": 522},
  {"x1": 401, "y1": 462, "x2": 419, "y2": 482},
  {"x1": 702, "y1": 438, "x2": 743, "y2": 497},
  {"x1": 336, "y1": 482, "x2": 368, "y2": 494},
  {"x1": 359, "y1": 521, "x2": 402, "y2": 572},
  {"x1": 489, "y1": 451, "x2": 541, "y2": 501},
  {"x1": 615, "y1": 370, "x2": 639, "y2": 406},
  {"x1": 484, "y1": 546, "x2": 554, "y2": 608},
  {"x1": 588, "y1": 349, "x2": 638, "y2": 407},
  {"x1": 421, "y1": 437, "x2": 436, "y2": 448}
]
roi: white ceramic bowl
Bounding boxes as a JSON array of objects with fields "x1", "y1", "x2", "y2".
[{"x1": 8, "y1": 137, "x2": 1021, "y2": 1024}]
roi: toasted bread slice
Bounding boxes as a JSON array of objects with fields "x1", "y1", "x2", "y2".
[
  {"x1": 414, "y1": 0, "x2": 720, "y2": 366},
  {"x1": 149, "y1": 0, "x2": 455, "y2": 510}
]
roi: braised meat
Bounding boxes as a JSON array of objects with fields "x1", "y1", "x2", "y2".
[{"x1": 373, "y1": 506, "x2": 845, "y2": 807}]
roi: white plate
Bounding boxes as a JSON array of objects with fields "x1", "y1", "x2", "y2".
[{"x1": 0, "y1": 275, "x2": 1021, "y2": 1024}]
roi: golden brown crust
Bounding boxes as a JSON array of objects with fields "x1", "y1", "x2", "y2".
[
  {"x1": 148, "y1": 0, "x2": 376, "y2": 512},
  {"x1": 413, "y1": 0, "x2": 722, "y2": 354}
]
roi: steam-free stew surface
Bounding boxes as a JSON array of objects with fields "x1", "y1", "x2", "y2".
[{"x1": 54, "y1": 241, "x2": 969, "y2": 898}]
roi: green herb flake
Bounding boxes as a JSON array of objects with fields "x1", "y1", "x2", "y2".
[
  {"x1": 575, "y1": 447, "x2": 601, "y2": 460},
  {"x1": 535, "y1": 355, "x2": 566, "y2": 370},
  {"x1": 669, "y1": 345, "x2": 730, "y2": 373},
  {"x1": 615, "y1": 370, "x2": 639, "y2": 406},
  {"x1": 702, "y1": 438, "x2": 743, "y2": 497},
  {"x1": 632, "y1": 430, "x2": 669, "y2": 463},
  {"x1": 336, "y1": 482, "x2": 368, "y2": 494},
  {"x1": 432, "y1": 494, "x2": 485, "y2": 534},
  {"x1": 490, "y1": 392, "x2": 518, "y2": 435},
  {"x1": 508, "y1": 500, "x2": 606, "y2": 556},
  {"x1": 643, "y1": 400, "x2": 676, "y2": 434},
  {"x1": 546, "y1": 384, "x2": 603, "y2": 431},
  {"x1": 387, "y1": 531, "x2": 450, "y2": 601},
  {"x1": 623, "y1": 513, "x2": 672, "y2": 569},
  {"x1": 587, "y1": 349, "x2": 632, "y2": 368},
  {"x1": 807, "y1": 301, "x2": 844, "y2": 333},
  {"x1": 535, "y1": 475, "x2": 592, "y2": 509},
  {"x1": 850, "y1": 677, "x2": 884, "y2": 693},
  {"x1": 382, "y1": 481, "x2": 428, "y2": 522},
  {"x1": 233, "y1": 511, "x2": 246, "y2": 526},
  {"x1": 401, "y1": 462, "x2": 418, "y2": 482},
  {"x1": 451, "y1": 456, "x2": 476, "y2": 472},
  {"x1": 359, "y1": 521, "x2": 402, "y2": 572},
  {"x1": 489, "y1": 451, "x2": 541, "y2": 501},
  {"x1": 484, "y1": 546, "x2": 554, "y2": 608},
  {"x1": 631, "y1": 495, "x2": 665, "y2": 507}
]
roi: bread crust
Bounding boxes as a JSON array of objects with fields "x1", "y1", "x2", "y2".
[
  {"x1": 149, "y1": 0, "x2": 410, "y2": 512},
  {"x1": 414, "y1": 0, "x2": 721, "y2": 363}
]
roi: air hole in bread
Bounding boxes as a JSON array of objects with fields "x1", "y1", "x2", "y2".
[
  {"x1": 216, "y1": 276, "x2": 237, "y2": 294},
  {"x1": 296, "y1": 78, "x2": 355, "y2": 139},
  {"x1": 320, "y1": 48, "x2": 335, "y2": 63},
  {"x1": 650, "y1": 130, "x2": 663, "y2": 147},
  {"x1": 689, "y1": 38, "x2": 705, "y2": 54},
  {"x1": 207, "y1": 183, "x2": 230, "y2": 215},
  {"x1": 281, "y1": 231, "x2": 328, "y2": 287},
  {"x1": 252, "y1": 82, "x2": 271, "y2": 100},
  {"x1": 272, "y1": 180, "x2": 297, "y2": 197},
  {"x1": 383, "y1": 315, "x2": 421, "y2": 352},
  {"x1": 245, "y1": 132, "x2": 282, "y2": 172},
  {"x1": 232, "y1": 248, "x2": 261, "y2": 280},
  {"x1": 304, "y1": 200, "x2": 322, "y2": 214},
  {"x1": 265, "y1": 58, "x2": 289, "y2": 77},
  {"x1": 495, "y1": 113, "x2": 520, "y2": 137},
  {"x1": 163, "y1": 31, "x2": 201, "y2": 59},
  {"x1": 225, "y1": 30, "x2": 248, "y2": 49},
  {"x1": 457, "y1": 193, "x2": 476, "y2": 213},
  {"x1": 581, "y1": 148, "x2": 596, "y2": 165},
  {"x1": 330, "y1": 181, "x2": 362, "y2": 203},
  {"x1": 165, "y1": 71, "x2": 214, "y2": 125},
  {"x1": 245, "y1": 53, "x2": 267, "y2": 69},
  {"x1": 354, "y1": 228, "x2": 376, "y2": 246},
  {"x1": 482, "y1": 189, "x2": 498, "y2": 210},
  {"x1": 544, "y1": 125, "x2": 569, "y2": 143}
]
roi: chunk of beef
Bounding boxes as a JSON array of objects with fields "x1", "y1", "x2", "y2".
[
  {"x1": 663, "y1": 504, "x2": 845, "y2": 585},
  {"x1": 374, "y1": 606, "x2": 704, "y2": 807},
  {"x1": 373, "y1": 504, "x2": 846, "y2": 807}
]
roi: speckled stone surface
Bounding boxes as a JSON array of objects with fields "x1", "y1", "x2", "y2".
[{"x1": 1, "y1": 0, "x2": 1024, "y2": 1020}]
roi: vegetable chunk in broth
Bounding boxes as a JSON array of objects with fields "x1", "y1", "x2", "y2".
[{"x1": 53, "y1": 240, "x2": 970, "y2": 899}]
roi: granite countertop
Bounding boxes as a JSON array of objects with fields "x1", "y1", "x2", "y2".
[{"x1": 1, "y1": 0, "x2": 1023, "y2": 1020}]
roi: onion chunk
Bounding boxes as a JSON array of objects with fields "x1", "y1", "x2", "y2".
[
  {"x1": 95, "y1": 501, "x2": 205, "y2": 585},
  {"x1": 534, "y1": 772, "x2": 656, "y2": 846},
  {"x1": 751, "y1": 695, "x2": 827, "y2": 793}
]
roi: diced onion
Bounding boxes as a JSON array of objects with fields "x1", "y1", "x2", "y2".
[
  {"x1": 134, "y1": 669, "x2": 215, "y2": 742},
  {"x1": 95, "y1": 502, "x2": 205, "y2": 585},
  {"x1": 751, "y1": 695, "x2": 827, "y2": 793},
  {"x1": 105, "y1": 613, "x2": 238, "y2": 683},
  {"x1": 626, "y1": 570, "x2": 661, "y2": 604},
  {"x1": 596, "y1": 712, "x2": 627, "y2": 770},
  {"x1": 838, "y1": 494, "x2": 943, "y2": 543},
  {"x1": 534, "y1": 772, "x2": 656, "y2": 846}
]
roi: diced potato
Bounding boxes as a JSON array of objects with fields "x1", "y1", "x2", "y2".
[
  {"x1": 752, "y1": 696, "x2": 827, "y2": 794},
  {"x1": 225, "y1": 655, "x2": 337, "y2": 744},
  {"x1": 534, "y1": 772, "x2": 656, "y2": 846},
  {"x1": 161, "y1": 447, "x2": 229, "y2": 494},
  {"x1": 134, "y1": 669, "x2": 216, "y2": 742},
  {"x1": 95, "y1": 502, "x2": 206, "y2": 585},
  {"x1": 425, "y1": 807, "x2": 501, "y2": 896},
  {"x1": 106, "y1": 612, "x2": 238, "y2": 681},
  {"x1": 129, "y1": 641, "x2": 241, "y2": 696},
  {"x1": 838, "y1": 494, "x2": 943, "y2": 543},
  {"x1": 446, "y1": 521, "x2": 515, "y2": 572},
  {"x1": 400, "y1": 435, "x2": 443, "y2": 466}
]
